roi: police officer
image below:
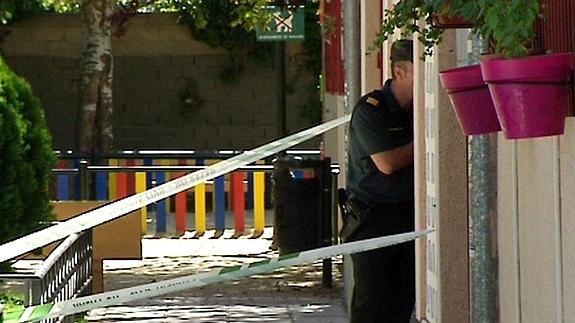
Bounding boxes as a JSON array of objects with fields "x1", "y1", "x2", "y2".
[{"x1": 345, "y1": 39, "x2": 415, "y2": 323}]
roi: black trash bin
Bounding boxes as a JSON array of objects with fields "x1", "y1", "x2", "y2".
[{"x1": 272, "y1": 155, "x2": 331, "y2": 255}]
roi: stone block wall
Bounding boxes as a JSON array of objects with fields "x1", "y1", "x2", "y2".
[{"x1": 0, "y1": 13, "x2": 319, "y2": 150}]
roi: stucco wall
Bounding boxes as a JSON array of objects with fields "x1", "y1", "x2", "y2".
[
  {"x1": 0, "y1": 13, "x2": 319, "y2": 150},
  {"x1": 498, "y1": 118, "x2": 575, "y2": 323},
  {"x1": 421, "y1": 30, "x2": 470, "y2": 323}
]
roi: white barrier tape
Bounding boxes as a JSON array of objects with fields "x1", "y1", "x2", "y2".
[
  {"x1": 0, "y1": 115, "x2": 351, "y2": 264},
  {"x1": 1, "y1": 229, "x2": 433, "y2": 323}
]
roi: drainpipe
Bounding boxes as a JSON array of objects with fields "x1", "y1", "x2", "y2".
[
  {"x1": 469, "y1": 37, "x2": 498, "y2": 323},
  {"x1": 342, "y1": 0, "x2": 361, "y2": 311},
  {"x1": 343, "y1": 0, "x2": 361, "y2": 113}
]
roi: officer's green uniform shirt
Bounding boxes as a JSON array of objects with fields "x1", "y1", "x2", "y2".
[{"x1": 347, "y1": 79, "x2": 414, "y2": 205}]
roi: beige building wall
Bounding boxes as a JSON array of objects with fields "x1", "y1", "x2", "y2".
[
  {"x1": 353, "y1": 3, "x2": 575, "y2": 323},
  {"x1": 498, "y1": 118, "x2": 575, "y2": 323},
  {"x1": 421, "y1": 30, "x2": 469, "y2": 323},
  {"x1": 323, "y1": 93, "x2": 346, "y2": 181},
  {"x1": 413, "y1": 28, "x2": 428, "y2": 321},
  {"x1": 361, "y1": 0, "x2": 383, "y2": 92}
]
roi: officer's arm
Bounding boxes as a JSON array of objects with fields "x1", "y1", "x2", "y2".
[{"x1": 370, "y1": 141, "x2": 413, "y2": 175}]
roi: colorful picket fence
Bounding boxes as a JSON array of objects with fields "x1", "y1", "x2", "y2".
[{"x1": 52, "y1": 158, "x2": 272, "y2": 238}]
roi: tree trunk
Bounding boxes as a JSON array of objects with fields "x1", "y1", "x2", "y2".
[{"x1": 78, "y1": 0, "x2": 115, "y2": 153}]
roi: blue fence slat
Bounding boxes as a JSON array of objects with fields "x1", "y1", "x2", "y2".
[
  {"x1": 155, "y1": 172, "x2": 167, "y2": 233},
  {"x1": 144, "y1": 158, "x2": 154, "y2": 212},
  {"x1": 95, "y1": 172, "x2": 108, "y2": 200},
  {"x1": 57, "y1": 175, "x2": 69, "y2": 201},
  {"x1": 214, "y1": 175, "x2": 225, "y2": 232},
  {"x1": 73, "y1": 159, "x2": 80, "y2": 199},
  {"x1": 246, "y1": 171, "x2": 253, "y2": 210},
  {"x1": 293, "y1": 170, "x2": 304, "y2": 179},
  {"x1": 144, "y1": 158, "x2": 154, "y2": 187}
]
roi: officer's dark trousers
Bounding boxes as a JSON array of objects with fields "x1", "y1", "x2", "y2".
[{"x1": 350, "y1": 202, "x2": 415, "y2": 323}]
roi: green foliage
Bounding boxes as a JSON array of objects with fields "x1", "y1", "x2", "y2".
[
  {"x1": 155, "y1": 0, "x2": 273, "y2": 83},
  {"x1": 375, "y1": 0, "x2": 540, "y2": 59},
  {"x1": 0, "y1": 0, "x2": 82, "y2": 25},
  {"x1": 229, "y1": 0, "x2": 272, "y2": 31},
  {"x1": 0, "y1": 291, "x2": 24, "y2": 312},
  {"x1": 465, "y1": 0, "x2": 539, "y2": 58},
  {"x1": 0, "y1": 0, "x2": 323, "y2": 121},
  {"x1": 40, "y1": 0, "x2": 80, "y2": 13},
  {"x1": 373, "y1": 0, "x2": 444, "y2": 58},
  {"x1": 0, "y1": 0, "x2": 46, "y2": 25},
  {"x1": 173, "y1": 0, "x2": 273, "y2": 62},
  {"x1": 0, "y1": 56, "x2": 56, "y2": 254}
]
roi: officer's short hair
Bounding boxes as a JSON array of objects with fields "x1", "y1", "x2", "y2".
[{"x1": 390, "y1": 39, "x2": 413, "y2": 76}]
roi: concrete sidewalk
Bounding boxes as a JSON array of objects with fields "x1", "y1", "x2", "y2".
[
  {"x1": 85, "y1": 229, "x2": 349, "y2": 322},
  {"x1": 86, "y1": 296, "x2": 348, "y2": 322}
]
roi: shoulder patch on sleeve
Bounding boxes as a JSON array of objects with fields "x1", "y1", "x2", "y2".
[{"x1": 366, "y1": 96, "x2": 379, "y2": 107}]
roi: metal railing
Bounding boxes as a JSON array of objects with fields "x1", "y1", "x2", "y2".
[
  {"x1": 53, "y1": 149, "x2": 322, "y2": 160},
  {"x1": 51, "y1": 149, "x2": 321, "y2": 202},
  {"x1": 51, "y1": 154, "x2": 342, "y2": 240},
  {"x1": 0, "y1": 230, "x2": 93, "y2": 323},
  {"x1": 49, "y1": 150, "x2": 341, "y2": 286}
]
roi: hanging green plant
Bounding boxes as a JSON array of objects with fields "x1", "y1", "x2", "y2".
[
  {"x1": 374, "y1": 0, "x2": 540, "y2": 59},
  {"x1": 372, "y1": 0, "x2": 443, "y2": 57}
]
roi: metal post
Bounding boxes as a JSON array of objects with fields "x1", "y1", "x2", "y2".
[
  {"x1": 343, "y1": 0, "x2": 361, "y2": 113},
  {"x1": 86, "y1": 228, "x2": 93, "y2": 295},
  {"x1": 29, "y1": 279, "x2": 42, "y2": 306},
  {"x1": 552, "y1": 137, "x2": 564, "y2": 323},
  {"x1": 320, "y1": 158, "x2": 333, "y2": 288},
  {"x1": 78, "y1": 159, "x2": 90, "y2": 200},
  {"x1": 276, "y1": 41, "x2": 287, "y2": 137},
  {"x1": 331, "y1": 166, "x2": 340, "y2": 244},
  {"x1": 469, "y1": 37, "x2": 498, "y2": 323}
]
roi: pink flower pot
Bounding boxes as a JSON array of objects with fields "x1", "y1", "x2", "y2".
[
  {"x1": 480, "y1": 53, "x2": 574, "y2": 139},
  {"x1": 439, "y1": 64, "x2": 501, "y2": 135}
]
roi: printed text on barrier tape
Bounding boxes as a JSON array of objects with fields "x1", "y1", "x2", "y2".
[
  {"x1": 0, "y1": 115, "x2": 351, "y2": 263},
  {"x1": 2, "y1": 230, "x2": 433, "y2": 323}
]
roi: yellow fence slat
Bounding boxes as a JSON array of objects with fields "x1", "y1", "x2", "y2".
[
  {"x1": 135, "y1": 172, "x2": 147, "y2": 235},
  {"x1": 195, "y1": 183, "x2": 206, "y2": 235},
  {"x1": 254, "y1": 172, "x2": 265, "y2": 233}
]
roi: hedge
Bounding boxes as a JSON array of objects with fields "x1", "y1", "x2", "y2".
[{"x1": 0, "y1": 55, "x2": 55, "y2": 252}]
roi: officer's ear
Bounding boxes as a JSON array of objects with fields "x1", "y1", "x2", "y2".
[
  {"x1": 392, "y1": 62, "x2": 412, "y2": 80},
  {"x1": 392, "y1": 63, "x2": 406, "y2": 80}
]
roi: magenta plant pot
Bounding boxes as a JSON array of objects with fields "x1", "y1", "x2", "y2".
[
  {"x1": 439, "y1": 64, "x2": 501, "y2": 135},
  {"x1": 480, "y1": 53, "x2": 574, "y2": 139}
]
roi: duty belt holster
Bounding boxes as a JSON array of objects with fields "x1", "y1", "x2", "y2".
[{"x1": 338, "y1": 189, "x2": 371, "y2": 242}]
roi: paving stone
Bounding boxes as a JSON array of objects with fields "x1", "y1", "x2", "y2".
[{"x1": 82, "y1": 230, "x2": 348, "y2": 322}]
